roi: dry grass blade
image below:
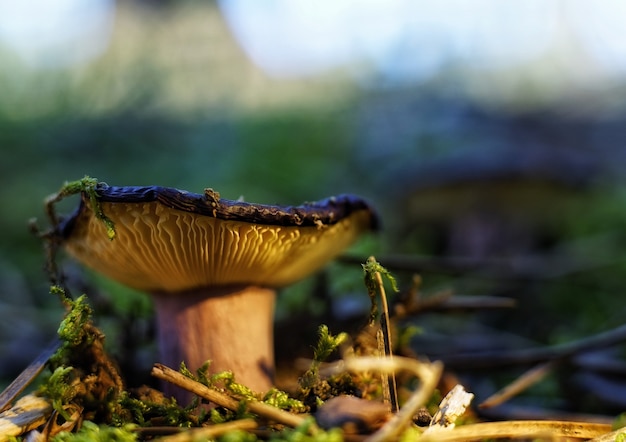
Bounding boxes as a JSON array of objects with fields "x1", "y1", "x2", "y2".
[
  {"x1": 588, "y1": 426, "x2": 626, "y2": 442},
  {"x1": 479, "y1": 361, "x2": 555, "y2": 409},
  {"x1": 366, "y1": 359, "x2": 442, "y2": 442},
  {"x1": 419, "y1": 420, "x2": 612, "y2": 441},
  {"x1": 0, "y1": 339, "x2": 60, "y2": 413},
  {"x1": 0, "y1": 394, "x2": 52, "y2": 442},
  {"x1": 374, "y1": 271, "x2": 399, "y2": 413},
  {"x1": 154, "y1": 418, "x2": 258, "y2": 442},
  {"x1": 151, "y1": 364, "x2": 311, "y2": 430}
]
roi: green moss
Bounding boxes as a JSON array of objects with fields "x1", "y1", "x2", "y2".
[
  {"x1": 38, "y1": 366, "x2": 77, "y2": 420},
  {"x1": 213, "y1": 418, "x2": 341, "y2": 442},
  {"x1": 51, "y1": 421, "x2": 138, "y2": 442},
  {"x1": 266, "y1": 417, "x2": 343, "y2": 442},
  {"x1": 297, "y1": 325, "x2": 358, "y2": 412},
  {"x1": 47, "y1": 175, "x2": 116, "y2": 240},
  {"x1": 362, "y1": 257, "x2": 398, "y2": 324},
  {"x1": 299, "y1": 325, "x2": 347, "y2": 391},
  {"x1": 179, "y1": 362, "x2": 307, "y2": 418},
  {"x1": 263, "y1": 389, "x2": 307, "y2": 414},
  {"x1": 362, "y1": 257, "x2": 398, "y2": 294},
  {"x1": 56, "y1": 292, "x2": 94, "y2": 347},
  {"x1": 115, "y1": 391, "x2": 199, "y2": 428},
  {"x1": 313, "y1": 325, "x2": 348, "y2": 364},
  {"x1": 38, "y1": 286, "x2": 130, "y2": 429},
  {"x1": 218, "y1": 429, "x2": 259, "y2": 442},
  {"x1": 31, "y1": 258, "x2": 403, "y2": 439}
]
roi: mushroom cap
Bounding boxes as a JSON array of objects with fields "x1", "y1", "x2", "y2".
[{"x1": 60, "y1": 184, "x2": 378, "y2": 293}]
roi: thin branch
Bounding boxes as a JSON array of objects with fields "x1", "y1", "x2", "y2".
[
  {"x1": 479, "y1": 361, "x2": 555, "y2": 409},
  {"x1": 440, "y1": 323, "x2": 626, "y2": 369},
  {"x1": 395, "y1": 294, "x2": 516, "y2": 317}
]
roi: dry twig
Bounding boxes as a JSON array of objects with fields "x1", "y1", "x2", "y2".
[
  {"x1": 320, "y1": 356, "x2": 443, "y2": 442},
  {"x1": 151, "y1": 364, "x2": 310, "y2": 430},
  {"x1": 442, "y1": 323, "x2": 626, "y2": 369},
  {"x1": 419, "y1": 420, "x2": 612, "y2": 441},
  {"x1": 479, "y1": 361, "x2": 555, "y2": 409}
]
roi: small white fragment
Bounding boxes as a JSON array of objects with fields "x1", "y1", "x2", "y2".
[{"x1": 427, "y1": 384, "x2": 474, "y2": 432}]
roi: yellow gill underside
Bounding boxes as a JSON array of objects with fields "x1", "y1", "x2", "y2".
[{"x1": 65, "y1": 201, "x2": 371, "y2": 292}]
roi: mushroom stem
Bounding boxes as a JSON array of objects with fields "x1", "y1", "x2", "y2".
[{"x1": 152, "y1": 286, "x2": 276, "y2": 402}]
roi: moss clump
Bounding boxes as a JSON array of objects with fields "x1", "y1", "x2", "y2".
[
  {"x1": 38, "y1": 366, "x2": 76, "y2": 421},
  {"x1": 297, "y1": 325, "x2": 359, "y2": 412},
  {"x1": 45, "y1": 176, "x2": 116, "y2": 240},
  {"x1": 51, "y1": 420, "x2": 137, "y2": 442},
  {"x1": 40, "y1": 288, "x2": 125, "y2": 426},
  {"x1": 54, "y1": 290, "x2": 93, "y2": 348},
  {"x1": 177, "y1": 362, "x2": 308, "y2": 424},
  {"x1": 362, "y1": 256, "x2": 398, "y2": 325}
]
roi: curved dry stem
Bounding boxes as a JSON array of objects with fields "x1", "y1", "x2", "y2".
[
  {"x1": 320, "y1": 356, "x2": 443, "y2": 442},
  {"x1": 419, "y1": 420, "x2": 612, "y2": 441}
]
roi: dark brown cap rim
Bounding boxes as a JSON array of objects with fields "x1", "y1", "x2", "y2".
[{"x1": 61, "y1": 183, "x2": 378, "y2": 235}]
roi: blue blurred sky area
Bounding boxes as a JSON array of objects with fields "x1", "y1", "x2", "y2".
[
  {"x1": 1, "y1": 0, "x2": 625, "y2": 87},
  {"x1": 220, "y1": 0, "x2": 626, "y2": 82},
  {"x1": 0, "y1": 0, "x2": 114, "y2": 68}
]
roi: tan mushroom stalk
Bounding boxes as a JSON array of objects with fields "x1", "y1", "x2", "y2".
[{"x1": 58, "y1": 184, "x2": 377, "y2": 401}]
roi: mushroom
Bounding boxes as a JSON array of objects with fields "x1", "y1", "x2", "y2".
[{"x1": 57, "y1": 184, "x2": 377, "y2": 400}]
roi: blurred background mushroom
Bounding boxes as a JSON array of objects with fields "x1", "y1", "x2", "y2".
[
  {"x1": 58, "y1": 184, "x2": 377, "y2": 400},
  {"x1": 2, "y1": 0, "x2": 626, "y2": 417}
]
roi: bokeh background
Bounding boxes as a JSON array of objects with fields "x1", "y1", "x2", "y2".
[{"x1": 3, "y1": 0, "x2": 626, "y2": 417}]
